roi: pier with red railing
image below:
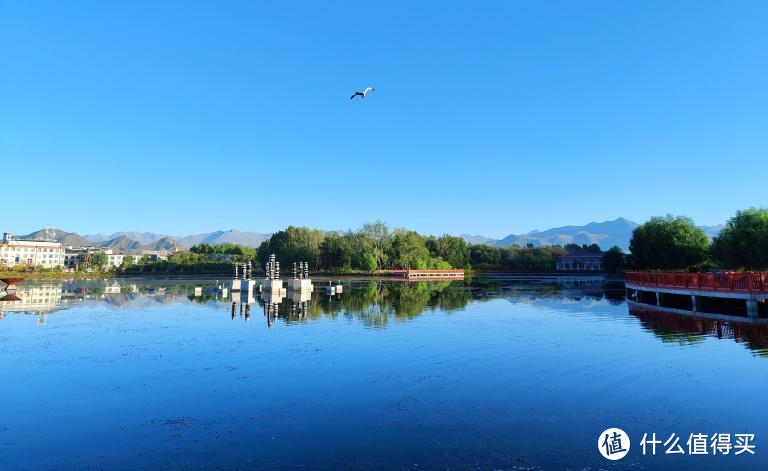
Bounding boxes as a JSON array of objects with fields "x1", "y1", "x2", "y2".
[{"x1": 625, "y1": 271, "x2": 768, "y2": 321}]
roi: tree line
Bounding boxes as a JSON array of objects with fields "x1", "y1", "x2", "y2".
[
  {"x1": 129, "y1": 207, "x2": 768, "y2": 274},
  {"x1": 253, "y1": 222, "x2": 596, "y2": 272},
  {"x1": 625, "y1": 207, "x2": 768, "y2": 271},
  {"x1": 126, "y1": 221, "x2": 577, "y2": 273},
  {"x1": 255, "y1": 222, "x2": 466, "y2": 271}
]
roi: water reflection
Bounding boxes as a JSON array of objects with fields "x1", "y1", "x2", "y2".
[
  {"x1": 630, "y1": 305, "x2": 768, "y2": 356},
  {"x1": 3, "y1": 276, "x2": 768, "y2": 356},
  {"x1": 0, "y1": 280, "x2": 188, "y2": 324}
]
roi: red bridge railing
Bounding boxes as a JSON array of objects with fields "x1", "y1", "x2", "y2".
[
  {"x1": 384, "y1": 269, "x2": 465, "y2": 278},
  {"x1": 626, "y1": 271, "x2": 768, "y2": 294}
]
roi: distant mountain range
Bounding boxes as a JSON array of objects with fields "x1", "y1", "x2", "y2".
[
  {"x1": 16, "y1": 219, "x2": 724, "y2": 254},
  {"x1": 177, "y1": 230, "x2": 270, "y2": 248},
  {"x1": 459, "y1": 234, "x2": 497, "y2": 245},
  {"x1": 461, "y1": 218, "x2": 724, "y2": 251},
  {"x1": 18, "y1": 228, "x2": 270, "y2": 253},
  {"x1": 21, "y1": 229, "x2": 93, "y2": 248},
  {"x1": 85, "y1": 231, "x2": 172, "y2": 245}
]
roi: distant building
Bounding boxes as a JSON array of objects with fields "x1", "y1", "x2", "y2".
[
  {"x1": 64, "y1": 247, "x2": 137, "y2": 268},
  {"x1": 142, "y1": 250, "x2": 169, "y2": 261},
  {"x1": 556, "y1": 253, "x2": 603, "y2": 272},
  {"x1": 0, "y1": 232, "x2": 65, "y2": 268},
  {"x1": 105, "y1": 251, "x2": 136, "y2": 267},
  {"x1": 64, "y1": 247, "x2": 92, "y2": 268}
]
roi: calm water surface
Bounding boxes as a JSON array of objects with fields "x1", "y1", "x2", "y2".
[{"x1": 1, "y1": 276, "x2": 766, "y2": 470}]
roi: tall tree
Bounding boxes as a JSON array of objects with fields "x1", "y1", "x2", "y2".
[
  {"x1": 629, "y1": 215, "x2": 710, "y2": 269},
  {"x1": 360, "y1": 221, "x2": 392, "y2": 270},
  {"x1": 259, "y1": 226, "x2": 325, "y2": 268},
  {"x1": 602, "y1": 246, "x2": 625, "y2": 274},
  {"x1": 427, "y1": 235, "x2": 469, "y2": 268},
  {"x1": 712, "y1": 208, "x2": 768, "y2": 269},
  {"x1": 90, "y1": 252, "x2": 108, "y2": 269},
  {"x1": 389, "y1": 231, "x2": 430, "y2": 269}
]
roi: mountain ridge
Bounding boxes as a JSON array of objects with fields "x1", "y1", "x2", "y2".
[
  {"x1": 16, "y1": 220, "x2": 724, "y2": 254},
  {"x1": 461, "y1": 217, "x2": 724, "y2": 251}
]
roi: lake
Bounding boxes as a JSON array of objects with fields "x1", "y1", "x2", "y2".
[{"x1": 1, "y1": 275, "x2": 766, "y2": 470}]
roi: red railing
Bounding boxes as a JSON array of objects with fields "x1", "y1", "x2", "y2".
[
  {"x1": 384, "y1": 269, "x2": 465, "y2": 278},
  {"x1": 626, "y1": 271, "x2": 768, "y2": 294}
]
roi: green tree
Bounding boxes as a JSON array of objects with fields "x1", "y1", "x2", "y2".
[
  {"x1": 120, "y1": 255, "x2": 135, "y2": 270},
  {"x1": 389, "y1": 230, "x2": 431, "y2": 269},
  {"x1": 602, "y1": 246, "x2": 625, "y2": 274},
  {"x1": 90, "y1": 252, "x2": 108, "y2": 269},
  {"x1": 360, "y1": 221, "x2": 392, "y2": 270},
  {"x1": 629, "y1": 215, "x2": 710, "y2": 269},
  {"x1": 259, "y1": 226, "x2": 325, "y2": 268},
  {"x1": 320, "y1": 232, "x2": 353, "y2": 270},
  {"x1": 712, "y1": 208, "x2": 768, "y2": 269},
  {"x1": 469, "y1": 244, "x2": 502, "y2": 267},
  {"x1": 190, "y1": 243, "x2": 256, "y2": 262},
  {"x1": 427, "y1": 235, "x2": 468, "y2": 268}
]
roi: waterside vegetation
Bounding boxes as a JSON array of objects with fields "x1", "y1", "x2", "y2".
[
  {"x1": 5, "y1": 208, "x2": 766, "y2": 279},
  {"x1": 627, "y1": 208, "x2": 768, "y2": 271}
]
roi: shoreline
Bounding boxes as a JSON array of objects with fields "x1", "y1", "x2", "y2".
[
  {"x1": 0, "y1": 271, "x2": 112, "y2": 280},
  {"x1": 1, "y1": 270, "x2": 624, "y2": 281}
]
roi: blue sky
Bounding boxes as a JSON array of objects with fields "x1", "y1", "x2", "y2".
[{"x1": 1, "y1": 1, "x2": 766, "y2": 238}]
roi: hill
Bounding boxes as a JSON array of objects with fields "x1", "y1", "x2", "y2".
[
  {"x1": 178, "y1": 230, "x2": 269, "y2": 248},
  {"x1": 19, "y1": 228, "x2": 93, "y2": 248},
  {"x1": 144, "y1": 237, "x2": 185, "y2": 251},
  {"x1": 459, "y1": 234, "x2": 496, "y2": 245},
  {"x1": 87, "y1": 231, "x2": 172, "y2": 245},
  {"x1": 101, "y1": 235, "x2": 143, "y2": 252}
]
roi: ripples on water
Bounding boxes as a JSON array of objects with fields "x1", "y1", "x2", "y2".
[{"x1": 0, "y1": 275, "x2": 766, "y2": 470}]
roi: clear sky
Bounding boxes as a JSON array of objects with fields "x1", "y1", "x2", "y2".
[{"x1": 1, "y1": 1, "x2": 766, "y2": 238}]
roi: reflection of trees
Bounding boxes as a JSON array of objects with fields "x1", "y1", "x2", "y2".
[
  {"x1": 258, "y1": 280, "x2": 473, "y2": 328},
  {"x1": 258, "y1": 277, "x2": 622, "y2": 328},
  {"x1": 9, "y1": 277, "x2": 629, "y2": 331},
  {"x1": 629, "y1": 306, "x2": 768, "y2": 356}
]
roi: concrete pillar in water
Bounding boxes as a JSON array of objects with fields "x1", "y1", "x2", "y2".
[
  {"x1": 746, "y1": 299, "x2": 759, "y2": 318},
  {"x1": 691, "y1": 295, "x2": 699, "y2": 312},
  {"x1": 656, "y1": 292, "x2": 661, "y2": 306}
]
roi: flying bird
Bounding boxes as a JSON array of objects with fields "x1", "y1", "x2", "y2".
[{"x1": 350, "y1": 87, "x2": 375, "y2": 100}]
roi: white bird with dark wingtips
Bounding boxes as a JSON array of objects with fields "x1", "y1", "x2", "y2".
[{"x1": 350, "y1": 87, "x2": 375, "y2": 100}]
